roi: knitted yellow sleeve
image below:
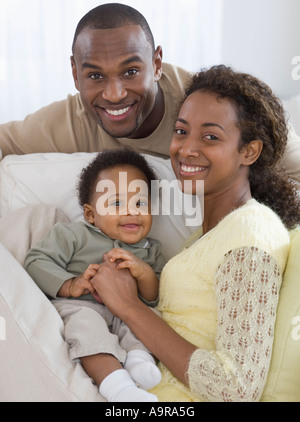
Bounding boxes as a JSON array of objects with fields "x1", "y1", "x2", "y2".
[{"x1": 188, "y1": 246, "x2": 282, "y2": 402}]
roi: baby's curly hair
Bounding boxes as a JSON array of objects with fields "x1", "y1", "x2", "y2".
[
  {"x1": 77, "y1": 149, "x2": 157, "y2": 208},
  {"x1": 184, "y1": 65, "x2": 300, "y2": 229}
]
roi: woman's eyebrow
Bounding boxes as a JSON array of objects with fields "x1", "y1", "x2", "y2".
[
  {"x1": 202, "y1": 122, "x2": 225, "y2": 132},
  {"x1": 176, "y1": 118, "x2": 188, "y2": 124},
  {"x1": 176, "y1": 118, "x2": 225, "y2": 132}
]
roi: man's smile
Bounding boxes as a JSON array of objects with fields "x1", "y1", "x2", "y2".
[
  {"x1": 105, "y1": 106, "x2": 131, "y2": 117},
  {"x1": 97, "y1": 104, "x2": 136, "y2": 123}
]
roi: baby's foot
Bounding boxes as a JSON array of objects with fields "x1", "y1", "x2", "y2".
[
  {"x1": 124, "y1": 350, "x2": 162, "y2": 390},
  {"x1": 100, "y1": 369, "x2": 158, "y2": 402}
]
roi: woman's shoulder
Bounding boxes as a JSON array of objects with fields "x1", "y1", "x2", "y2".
[
  {"x1": 225, "y1": 199, "x2": 288, "y2": 233},
  {"x1": 216, "y1": 199, "x2": 290, "y2": 270}
]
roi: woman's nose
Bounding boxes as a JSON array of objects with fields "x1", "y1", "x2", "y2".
[{"x1": 179, "y1": 135, "x2": 200, "y2": 157}]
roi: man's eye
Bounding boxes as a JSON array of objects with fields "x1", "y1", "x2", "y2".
[
  {"x1": 89, "y1": 73, "x2": 103, "y2": 80},
  {"x1": 124, "y1": 69, "x2": 138, "y2": 77}
]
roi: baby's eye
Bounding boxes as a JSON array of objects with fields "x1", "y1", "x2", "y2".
[
  {"x1": 137, "y1": 200, "x2": 148, "y2": 208},
  {"x1": 109, "y1": 200, "x2": 124, "y2": 208}
]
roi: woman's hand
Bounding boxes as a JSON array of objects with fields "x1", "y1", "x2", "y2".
[
  {"x1": 90, "y1": 253, "x2": 139, "y2": 318},
  {"x1": 106, "y1": 248, "x2": 159, "y2": 302},
  {"x1": 91, "y1": 254, "x2": 196, "y2": 388}
]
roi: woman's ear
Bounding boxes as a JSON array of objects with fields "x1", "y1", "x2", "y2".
[
  {"x1": 84, "y1": 204, "x2": 95, "y2": 224},
  {"x1": 241, "y1": 140, "x2": 263, "y2": 166}
]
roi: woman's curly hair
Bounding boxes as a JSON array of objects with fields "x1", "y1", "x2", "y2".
[{"x1": 184, "y1": 65, "x2": 300, "y2": 229}]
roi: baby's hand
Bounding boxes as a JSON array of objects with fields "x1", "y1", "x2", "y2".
[
  {"x1": 70, "y1": 264, "x2": 102, "y2": 300},
  {"x1": 107, "y1": 248, "x2": 145, "y2": 279}
]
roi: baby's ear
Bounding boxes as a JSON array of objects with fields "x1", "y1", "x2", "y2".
[
  {"x1": 241, "y1": 140, "x2": 263, "y2": 166},
  {"x1": 83, "y1": 204, "x2": 95, "y2": 224}
]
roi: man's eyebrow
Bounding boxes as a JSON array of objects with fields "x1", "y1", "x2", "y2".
[
  {"x1": 81, "y1": 62, "x2": 101, "y2": 70},
  {"x1": 81, "y1": 56, "x2": 144, "y2": 71},
  {"x1": 121, "y1": 55, "x2": 144, "y2": 66}
]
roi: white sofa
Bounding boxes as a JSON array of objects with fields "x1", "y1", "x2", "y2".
[
  {"x1": 0, "y1": 153, "x2": 197, "y2": 402},
  {"x1": 0, "y1": 152, "x2": 300, "y2": 402}
]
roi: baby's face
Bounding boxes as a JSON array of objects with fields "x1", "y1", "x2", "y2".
[{"x1": 85, "y1": 165, "x2": 153, "y2": 245}]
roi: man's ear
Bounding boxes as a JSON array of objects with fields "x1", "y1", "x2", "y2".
[
  {"x1": 71, "y1": 56, "x2": 80, "y2": 91},
  {"x1": 153, "y1": 46, "x2": 163, "y2": 82},
  {"x1": 241, "y1": 140, "x2": 263, "y2": 166},
  {"x1": 84, "y1": 204, "x2": 95, "y2": 224}
]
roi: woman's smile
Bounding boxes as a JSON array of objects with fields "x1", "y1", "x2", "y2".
[{"x1": 180, "y1": 162, "x2": 209, "y2": 176}]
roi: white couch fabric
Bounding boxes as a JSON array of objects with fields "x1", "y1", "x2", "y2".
[
  {"x1": 0, "y1": 152, "x2": 198, "y2": 402},
  {"x1": 0, "y1": 242, "x2": 103, "y2": 402},
  {"x1": 0, "y1": 153, "x2": 198, "y2": 262}
]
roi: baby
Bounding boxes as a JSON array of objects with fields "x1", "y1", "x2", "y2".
[{"x1": 24, "y1": 149, "x2": 165, "y2": 402}]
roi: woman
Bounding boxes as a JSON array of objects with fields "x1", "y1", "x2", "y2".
[{"x1": 91, "y1": 65, "x2": 300, "y2": 402}]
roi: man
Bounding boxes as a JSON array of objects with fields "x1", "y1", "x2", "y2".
[
  {"x1": 0, "y1": 3, "x2": 190, "y2": 159},
  {"x1": 0, "y1": 2, "x2": 299, "y2": 179}
]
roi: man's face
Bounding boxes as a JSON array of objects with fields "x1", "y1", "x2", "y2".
[{"x1": 71, "y1": 25, "x2": 163, "y2": 139}]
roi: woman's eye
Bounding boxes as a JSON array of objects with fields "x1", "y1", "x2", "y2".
[
  {"x1": 175, "y1": 128, "x2": 187, "y2": 135},
  {"x1": 205, "y1": 134, "x2": 219, "y2": 141}
]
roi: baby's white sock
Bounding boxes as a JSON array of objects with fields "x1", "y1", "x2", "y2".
[
  {"x1": 124, "y1": 350, "x2": 162, "y2": 390},
  {"x1": 99, "y1": 369, "x2": 158, "y2": 402}
]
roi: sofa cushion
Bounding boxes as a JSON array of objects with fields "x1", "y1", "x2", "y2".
[
  {"x1": 0, "y1": 153, "x2": 201, "y2": 261},
  {"x1": 0, "y1": 242, "x2": 103, "y2": 402},
  {"x1": 262, "y1": 227, "x2": 300, "y2": 402}
]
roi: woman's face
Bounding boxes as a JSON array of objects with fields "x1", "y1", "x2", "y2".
[{"x1": 170, "y1": 90, "x2": 249, "y2": 197}]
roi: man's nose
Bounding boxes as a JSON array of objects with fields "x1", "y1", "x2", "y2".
[{"x1": 102, "y1": 79, "x2": 127, "y2": 103}]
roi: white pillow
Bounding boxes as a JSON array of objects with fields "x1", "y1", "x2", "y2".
[
  {"x1": 0, "y1": 153, "x2": 97, "y2": 222},
  {"x1": 282, "y1": 95, "x2": 300, "y2": 135},
  {"x1": 0, "y1": 153, "x2": 200, "y2": 260},
  {"x1": 0, "y1": 242, "x2": 103, "y2": 402}
]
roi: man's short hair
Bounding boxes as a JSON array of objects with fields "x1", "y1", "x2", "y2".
[{"x1": 72, "y1": 3, "x2": 155, "y2": 54}]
